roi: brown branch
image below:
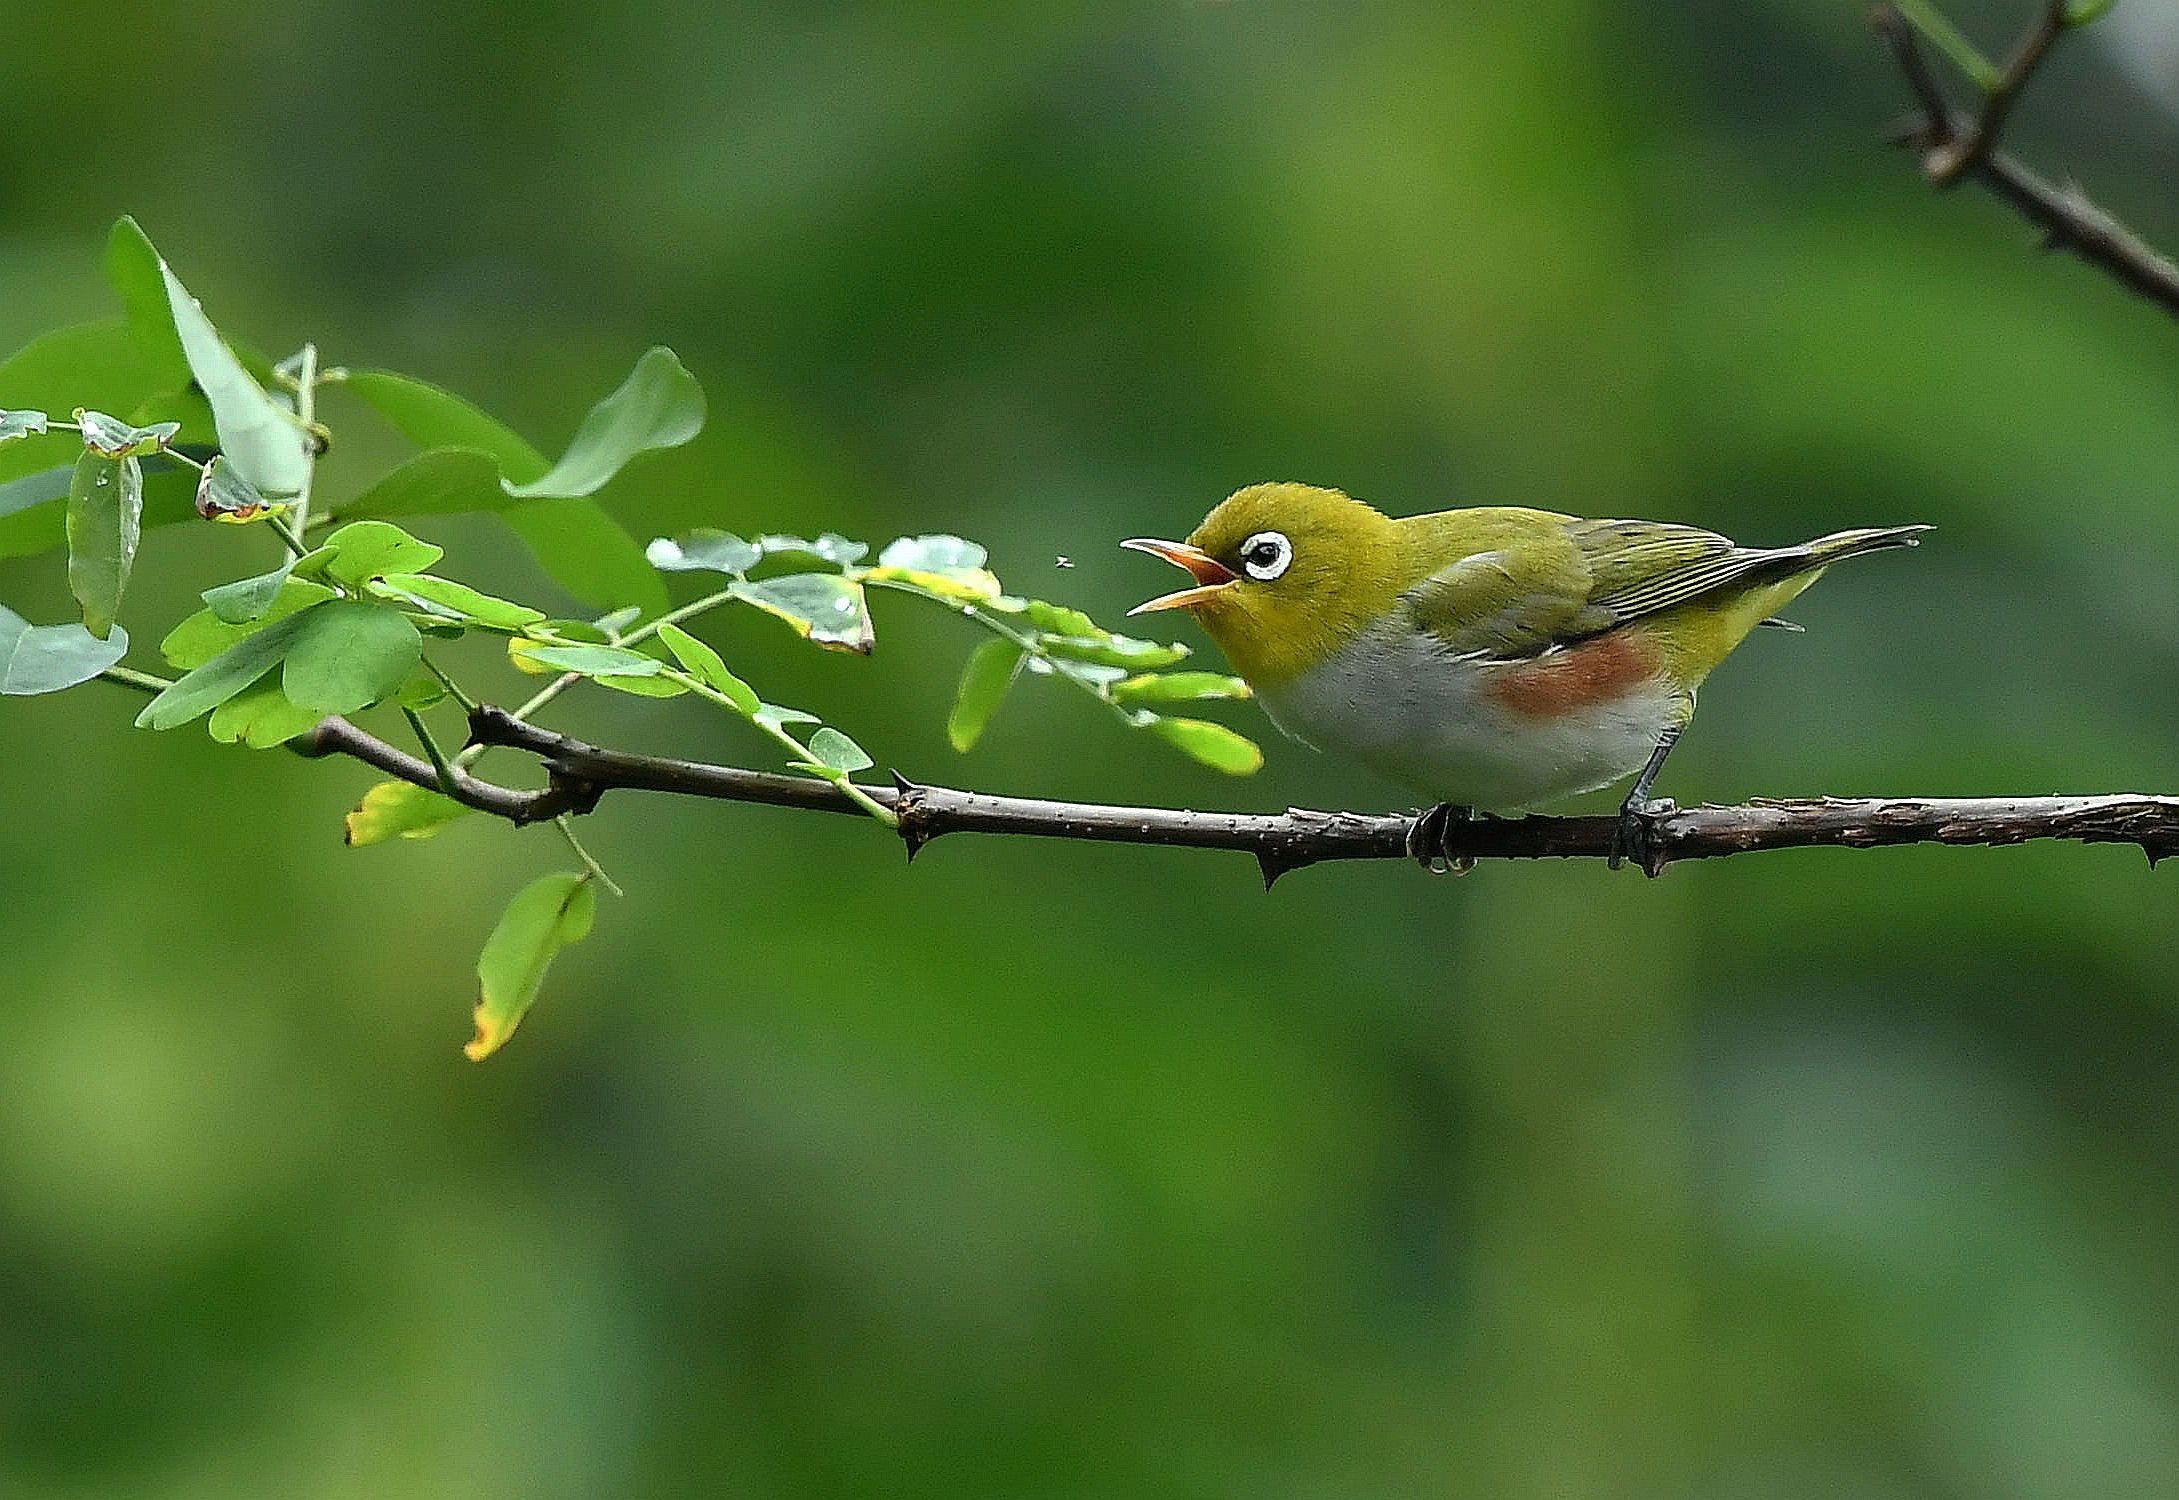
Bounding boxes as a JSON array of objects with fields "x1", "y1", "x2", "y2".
[
  {"x1": 1872, "y1": 3, "x2": 2179, "y2": 321},
  {"x1": 286, "y1": 705, "x2": 2179, "y2": 885}
]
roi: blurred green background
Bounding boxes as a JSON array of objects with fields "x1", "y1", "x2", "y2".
[{"x1": 6, "y1": 0, "x2": 2179, "y2": 1495}]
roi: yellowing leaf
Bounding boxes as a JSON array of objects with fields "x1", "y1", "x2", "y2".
[
  {"x1": 467, "y1": 872, "x2": 596, "y2": 1061},
  {"x1": 345, "y1": 780, "x2": 471, "y2": 846}
]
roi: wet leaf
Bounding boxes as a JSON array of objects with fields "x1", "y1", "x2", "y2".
[
  {"x1": 0, "y1": 606, "x2": 128, "y2": 695},
  {"x1": 655, "y1": 620, "x2": 759, "y2": 712},
  {"x1": 192, "y1": 455, "x2": 282, "y2": 522},
  {"x1": 206, "y1": 676, "x2": 324, "y2": 747},
  {"x1": 0, "y1": 411, "x2": 50, "y2": 445},
  {"x1": 646, "y1": 527, "x2": 762, "y2": 576},
  {"x1": 1145, "y1": 715, "x2": 1263, "y2": 775},
  {"x1": 138, "y1": 604, "x2": 325, "y2": 730},
  {"x1": 755, "y1": 532, "x2": 868, "y2": 567},
  {"x1": 467, "y1": 872, "x2": 596, "y2": 1061},
  {"x1": 64, "y1": 453, "x2": 141, "y2": 640},
  {"x1": 733, "y1": 572, "x2": 873, "y2": 652},
  {"x1": 368, "y1": 573, "x2": 545, "y2": 630},
  {"x1": 878, "y1": 534, "x2": 987, "y2": 573},
  {"x1": 1111, "y1": 671, "x2": 1252, "y2": 704},
  {"x1": 74, "y1": 408, "x2": 177, "y2": 458},
  {"x1": 280, "y1": 600, "x2": 424, "y2": 714},
  {"x1": 947, "y1": 639, "x2": 1022, "y2": 751},
  {"x1": 344, "y1": 780, "x2": 471, "y2": 846}
]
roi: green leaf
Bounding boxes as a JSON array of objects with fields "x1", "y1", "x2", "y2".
[
  {"x1": 947, "y1": 638, "x2": 1023, "y2": 751},
  {"x1": 192, "y1": 454, "x2": 283, "y2": 522},
  {"x1": 504, "y1": 347, "x2": 706, "y2": 499},
  {"x1": 342, "y1": 370, "x2": 550, "y2": 478},
  {"x1": 335, "y1": 447, "x2": 668, "y2": 618},
  {"x1": 64, "y1": 453, "x2": 141, "y2": 640},
  {"x1": 511, "y1": 640, "x2": 663, "y2": 677},
  {"x1": 1145, "y1": 715, "x2": 1263, "y2": 775},
  {"x1": 344, "y1": 780, "x2": 472, "y2": 846},
  {"x1": 0, "y1": 411, "x2": 50, "y2": 445},
  {"x1": 500, "y1": 496, "x2": 669, "y2": 619},
  {"x1": 1022, "y1": 599, "x2": 1098, "y2": 637},
  {"x1": 0, "y1": 322, "x2": 171, "y2": 464},
  {"x1": 280, "y1": 600, "x2": 424, "y2": 714},
  {"x1": 1111, "y1": 670, "x2": 1252, "y2": 704},
  {"x1": 655, "y1": 621, "x2": 759, "y2": 712},
  {"x1": 806, "y1": 726, "x2": 874, "y2": 774},
  {"x1": 753, "y1": 703, "x2": 819, "y2": 731},
  {"x1": 1040, "y1": 632, "x2": 1188, "y2": 669},
  {"x1": 2064, "y1": 0, "x2": 2117, "y2": 23},
  {"x1": 137, "y1": 604, "x2": 325, "y2": 730},
  {"x1": 336, "y1": 447, "x2": 506, "y2": 519},
  {"x1": 595, "y1": 672, "x2": 691, "y2": 698},
  {"x1": 206, "y1": 676, "x2": 325, "y2": 747},
  {"x1": 732, "y1": 573, "x2": 874, "y2": 653},
  {"x1": 646, "y1": 527, "x2": 762, "y2": 576},
  {"x1": 319, "y1": 519, "x2": 444, "y2": 585},
  {"x1": 104, "y1": 217, "x2": 193, "y2": 389},
  {"x1": 158, "y1": 256, "x2": 310, "y2": 496},
  {"x1": 202, "y1": 562, "x2": 298, "y2": 624},
  {"x1": 0, "y1": 606, "x2": 128, "y2": 695},
  {"x1": 74, "y1": 408, "x2": 178, "y2": 459},
  {"x1": 467, "y1": 872, "x2": 596, "y2": 1061},
  {"x1": 368, "y1": 574, "x2": 546, "y2": 630},
  {"x1": 162, "y1": 579, "x2": 337, "y2": 669},
  {"x1": 397, "y1": 672, "x2": 448, "y2": 711},
  {"x1": 0, "y1": 455, "x2": 198, "y2": 564}
]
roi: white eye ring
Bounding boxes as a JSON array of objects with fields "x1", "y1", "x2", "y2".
[{"x1": 1239, "y1": 531, "x2": 1292, "y2": 582}]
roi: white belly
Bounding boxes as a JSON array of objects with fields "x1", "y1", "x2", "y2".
[{"x1": 1254, "y1": 620, "x2": 1680, "y2": 812}]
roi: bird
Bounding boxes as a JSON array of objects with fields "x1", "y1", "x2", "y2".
[{"x1": 1122, "y1": 482, "x2": 1928, "y2": 872}]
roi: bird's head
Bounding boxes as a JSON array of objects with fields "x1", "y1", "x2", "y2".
[{"x1": 1123, "y1": 482, "x2": 1410, "y2": 686}]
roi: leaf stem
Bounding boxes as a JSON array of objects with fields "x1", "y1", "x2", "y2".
[
  {"x1": 419, "y1": 654, "x2": 480, "y2": 712},
  {"x1": 553, "y1": 818, "x2": 622, "y2": 897},
  {"x1": 288, "y1": 343, "x2": 320, "y2": 541},
  {"x1": 401, "y1": 704, "x2": 461, "y2": 796},
  {"x1": 97, "y1": 664, "x2": 175, "y2": 695}
]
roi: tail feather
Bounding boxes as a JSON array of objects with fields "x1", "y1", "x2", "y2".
[{"x1": 1804, "y1": 524, "x2": 1932, "y2": 564}]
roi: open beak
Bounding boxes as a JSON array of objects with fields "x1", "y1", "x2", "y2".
[{"x1": 1121, "y1": 538, "x2": 1237, "y2": 615}]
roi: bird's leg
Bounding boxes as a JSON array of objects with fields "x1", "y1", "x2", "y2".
[
  {"x1": 1610, "y1": 724, "x2": 1683, "y2": 875},
  {"x1": 1406, "y1": 802, "x2": 1480, "y2": 874}
]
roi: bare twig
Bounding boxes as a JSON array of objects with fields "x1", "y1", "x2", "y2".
[
  {"x1": 1872, "y1": 2, "x2": 2179, "y2": 320},
  {"x1": 282, "y1": 705, "x2": 2179, "y2": 884}
]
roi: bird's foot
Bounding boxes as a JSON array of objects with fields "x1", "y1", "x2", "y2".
[
  {"x1": 1406, "y1": 802, "x2": 1480, "y2": 875},
  {"x1": 1609, "y1": 795, "x2": 1678, "y2": 877}
]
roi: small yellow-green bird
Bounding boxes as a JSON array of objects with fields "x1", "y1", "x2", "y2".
[{"x1": 1123, "y1": 483, "x2": 1928, "y2": 869}]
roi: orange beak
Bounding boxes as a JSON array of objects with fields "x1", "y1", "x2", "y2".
[{"x1": 1121, "y1": 538, "x2": 1236, "y2": 615}]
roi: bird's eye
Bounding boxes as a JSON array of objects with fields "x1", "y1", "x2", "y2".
[{"x1": 1239, "y1": 531, "x2": 1292, "y2": 582}]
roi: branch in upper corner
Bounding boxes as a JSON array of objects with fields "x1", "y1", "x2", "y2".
[{"x1": 1871, "y1": 3, "x2": 2179, "y2": 322}]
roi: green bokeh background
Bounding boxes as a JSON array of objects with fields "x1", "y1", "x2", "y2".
[{"x1": 6, "y1": 1, "x2": 2179, "y2": 1495}]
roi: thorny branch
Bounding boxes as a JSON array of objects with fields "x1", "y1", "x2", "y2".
[
  {"x1": 287, "y1": 707, "x2": 2179, "y2": 885},
  {"x1": 1872, "y1": 1, "x2": 2179, "y2": 320}
]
